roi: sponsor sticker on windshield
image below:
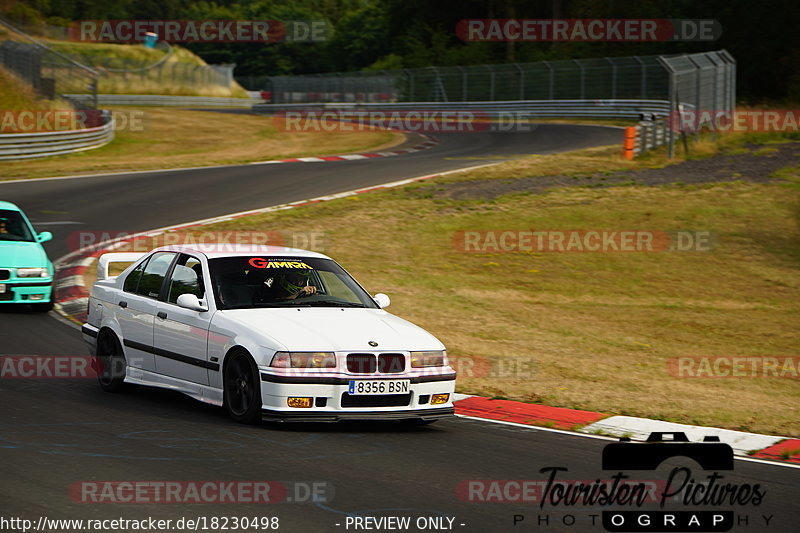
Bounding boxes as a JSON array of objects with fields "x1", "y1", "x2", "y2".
[{"x1": 248, "y1": 258, "x2": 314, "y2": 269}]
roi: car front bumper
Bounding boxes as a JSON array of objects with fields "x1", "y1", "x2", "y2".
[
  {"x1": 0, "y1": 280, "x2": 52, "y2": 303},
  {"x1": 258, "y1": 371, "x2": 457, "y2": 422}
]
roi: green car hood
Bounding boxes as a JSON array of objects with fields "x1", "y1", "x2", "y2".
[{"x1": 0, "y1": 241, "x2": 51, "y2": 269}]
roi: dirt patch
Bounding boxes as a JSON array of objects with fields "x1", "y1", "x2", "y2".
[{"x1": 422, "y1": 142, "x2": 800, "y2": 200}]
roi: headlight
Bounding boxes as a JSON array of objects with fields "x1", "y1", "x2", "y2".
[
  {"x1": 270, "y1": 352, "x2": 337, "y2": 369},
  {"x1": 17, "y1": 267, "x2": 49, "y2": 278},
  {"x1": 410, "y1": 350, "x2": 447, "y2": 368}
]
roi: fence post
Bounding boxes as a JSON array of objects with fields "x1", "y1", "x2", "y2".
[
  {"x1": 657, "y1": 55, "x2": 677, "y2": 158},
  {"x1": 634, "y1": 55, "x2": 646, "y2": 98},
  {"x1": 488, "y1": 65, "x2": 495, "y2": 101},
  {"x1": 687, "y1": 56, "x2": 702, "y2": 142},
  {"x1": 707, "y1": 53, "x2": 720, "y2": 141},
  {"x1": 606, "y1": 57, "x2": 617, "y2": 99},
  {"x1": 543, "y1": 61, "x2": 554, "y2": 100},
  {"x1": 574, "y1": 59, "x2": 585, "y2": 99}
]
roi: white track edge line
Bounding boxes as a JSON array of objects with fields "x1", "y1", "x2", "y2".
[{"x1": 455, "y1": 415, "x2": 800, "y2": 470}]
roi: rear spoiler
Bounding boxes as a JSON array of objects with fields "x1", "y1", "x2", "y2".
[{"x1": 97, "y1": 252, "x2": 146, "y2": 281}]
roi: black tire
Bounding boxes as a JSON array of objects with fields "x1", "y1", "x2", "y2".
[
  {"x1": 223, "y1": 350, "x2": 262, "y2": 424},
  {"x1": 96, "y1": 331, "x2": 127, "y2": 392},
  {"x1": 32, "y1": 301, "x2": 54, "y2": 312}
]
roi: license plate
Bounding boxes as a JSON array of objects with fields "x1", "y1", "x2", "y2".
[
  {"x1": 0, "y1": 284, "x2": 5, "y2": 294},
  {"x1": 348, "y1": 379, "x2": 410, "y2": 395}
]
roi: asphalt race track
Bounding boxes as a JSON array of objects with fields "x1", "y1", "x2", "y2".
[{"x1": 1, "y1": 124, "x2": 797, "y2": 532}]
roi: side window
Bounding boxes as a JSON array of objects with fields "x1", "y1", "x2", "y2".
[
  {"x1": 135, "y1": 252, "x2": 176, "y2": 299},
  {"x1": 123, "y1": 256, "x2": 150, "y2": 294},
  {"x1": 167, "y1": 255, "x2": 205, "y2": 304}
]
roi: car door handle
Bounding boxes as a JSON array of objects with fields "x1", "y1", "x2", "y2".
[
  {"x1": 119, "y1": 301, "x2": 127, "y2": 308},
  {"x1": 157, "y1": 311, "x2": 167, "y2": 319}
]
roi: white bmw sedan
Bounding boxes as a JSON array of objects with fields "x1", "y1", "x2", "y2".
[{"x1": 81, "y1": 244, "x2": 456, "y2": 424}]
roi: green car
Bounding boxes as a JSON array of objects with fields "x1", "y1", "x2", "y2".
[{"x1": 0, "y1": 201, "x2": 54, "y2": 311}]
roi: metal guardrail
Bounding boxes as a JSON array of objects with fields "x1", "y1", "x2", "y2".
[
  {"x1": 252, "y1": 99, "x2": 673, "y2": 120},
  {"x1": 65, "y1": 94, "x2": 261, "y2": 107},
  {"x1": 0, "y1": 117, "x2": 114, "y2": 160},
  {"x1": 635, "y1": 119, "x2": 669, "y2": 155}
]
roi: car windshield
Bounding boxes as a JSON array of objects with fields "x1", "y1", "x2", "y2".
[
  {"x1": 208, "y1": 256, "x2": 378, "y2": 310},
  {"x1": 0, "y1": 210, "x2": 35, "y2": 242}
]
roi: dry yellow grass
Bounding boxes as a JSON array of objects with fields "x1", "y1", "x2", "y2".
[{"x1": 0, "y1": 107, "x2": 402, "y2": 179}]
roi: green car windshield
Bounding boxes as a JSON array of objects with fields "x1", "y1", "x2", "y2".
[
  {"x1": 209, "y1": 256, "x2": 379, "y2": 310},
  {"x1": 0, "y1": 210, "x2": 35, "y2": 242}
]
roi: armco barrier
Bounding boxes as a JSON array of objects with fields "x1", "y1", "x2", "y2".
[
  {"x1": 64, "y1": 94, "x2": 261, "y2": 108},
  {"x1": 252, "y1": 99, "x2": 673, "y2": 120},
  {"x1": 621, "y1": 120, "x2": 670, "y2": 159},
  {"x1": 0, "y1": 117, "x2": 114, "y2": 161},
  {"x1": 635, "y1": 119, "x2": 669, "y2": 155}
]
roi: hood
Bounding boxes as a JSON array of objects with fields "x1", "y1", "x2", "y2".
[
  {"x1": 221, "y1": 307, "x2": 445, "y2": 352},
  {"x1": 0, "y1": 241, "x2": 50, "y2": 269}
]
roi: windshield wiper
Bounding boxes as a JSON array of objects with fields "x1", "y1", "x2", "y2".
[{"x1": 304, "y1": 300, "x2": 368, "y2": 308}]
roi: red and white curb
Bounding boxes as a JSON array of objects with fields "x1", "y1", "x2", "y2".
[
  {"x1": 259, "y1": 136, "x2": 438, "y2": 164},
  {"x1": 452, "y1": 394, "x2": 799, "y2": 465}
]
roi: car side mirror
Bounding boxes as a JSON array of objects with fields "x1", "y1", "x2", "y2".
[
  {"x1": 373, "y1": 293, "x2": 390, "y2": 309},
  {"x1": 36, "y1": 231, "x2": 53, "y2": 243},
  {"x1": 177, "y1": 293, "x2": 208, "y2": 312}
]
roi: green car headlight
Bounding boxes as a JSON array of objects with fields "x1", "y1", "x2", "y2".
[{"x1": 17, "y1": 267, "x2": 49, "y2": 278}]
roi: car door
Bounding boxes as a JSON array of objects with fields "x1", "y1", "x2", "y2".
[
  {"x1": 153, "y1": 253, "x2": 213, "y2": 385},
  {"x1": 116, "y1": 252, "x2": 177, "y2": 372}
]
